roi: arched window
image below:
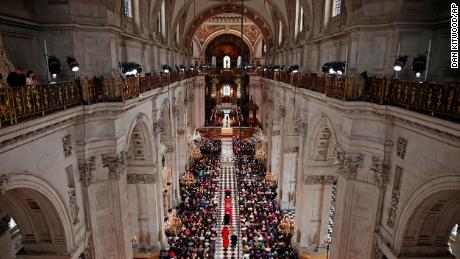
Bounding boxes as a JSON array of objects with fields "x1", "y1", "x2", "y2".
[
  {"x1": 237, "y1": 56, "x2": 242, "y2": 67},
  {"x1": 278, "y1": 20, "x2": 283, "y2": 45},
  {"x1": 223, "y1": 56, "x2": 231, "y2": 69},
  {"x1": 223, "y1": 85, "x2": 231, "y2": 96},
  {"x1": 158, "y1": 1, "x2": 166, "y2": 37},
  {"x1": 295, "y1": 0, "x2": 305, "y2": 38},
  {"x1": 332, "y1": 0, "x2": 342, "y2": 17},
  {"x1": 123, "y1": 0, "x2": 133, "y2": 18}
]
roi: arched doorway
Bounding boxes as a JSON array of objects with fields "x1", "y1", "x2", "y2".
[
  {"x1": 394, "y1": 176, "x2": 460, "y2": 258},
  {"x1": 0, "y1": 185, "x2": 71, "y2": 258},
  {"x1": 204, "y1": 34, "x2": 250, "y2": 68},
  {"x1": 125, "y1": 115, "x2": 162, "y2": 252}
]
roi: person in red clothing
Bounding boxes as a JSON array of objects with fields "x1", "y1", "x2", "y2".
[
  {"x1": 225, "y1": 204, "x2": 232, "y2": 221},
  {"x1": 222, "y1": 226, "x2": 230, "y2": 251},
  {"x1": 225, "y1": 197, "x2": 232, "y2": 206}
]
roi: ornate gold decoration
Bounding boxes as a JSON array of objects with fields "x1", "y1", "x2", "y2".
[
  {"x1": 181, "y1": 170, "x2": 195, "y2": 186},
  {"x1": 165, "y1": 212, "x2": 182, "y2": 236},
  {"x1": 255, "y1": 148, "x2": 266, "y2": 161},
  {"x1": 265, "y1": 171, "x2": 277, "y2": 186},
  {"x1": 279, "y1": 216, "x2": 295, "y2": 236},
  {"x1": 191, "y1": 147, "x2": 202, "y2": 160}
]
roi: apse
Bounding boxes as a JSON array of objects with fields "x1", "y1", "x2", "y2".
[{"x1": 205, "y1": 34, "x2": 250, "y2": 68}]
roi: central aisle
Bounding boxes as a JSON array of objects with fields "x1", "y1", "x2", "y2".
[{"x1": 215, "y1": 139, "x2": 242, "y2": 258}]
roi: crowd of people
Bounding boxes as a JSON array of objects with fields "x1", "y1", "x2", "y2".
[
  {"x1": 233, "y1": 137, "x2": 297, "y2": 258},
  {"x1": 163, "y1": 139, "x2": 222, "y2": 258}
]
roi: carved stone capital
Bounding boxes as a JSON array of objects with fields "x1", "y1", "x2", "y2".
[
  {"x1": 152, "y1": 122, "x2": 162, "y2": 135},
  {"x1": 303, "y1": 175, "x2": 337, "y2": 185},
  {"x1": 370, "y1": 156, "x2": 390, "y2": 188},
  {"x1": 78, "y1": 157, "x2": 96, "y2": 187},
  {"x1": 334, "y1": 146, "x2": 363, "y2": 180},
  {"x1": 102, "y1": 151, "x2": 128, "y2": 180}
]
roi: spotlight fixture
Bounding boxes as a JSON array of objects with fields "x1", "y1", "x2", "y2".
[
  {"x1": 393, "y1": 56, "x2": 408, "y2": 72},
  {"x1": 48, "y1": 56, "x2": 61, "y2": 79},
  {"x1": 322, "y1": 62, "x2": 332, "y2": 73},
  {"x1": 120, "y1": 62, "x2": 141, "y2": 76},
  {"x1": 412, "y1": 55, "x2": 427, "y2": 78},
  {"x1": 334, "y1": 62, "x2": 346, "y2": 75},
  {"x1": 66, "y1": 57, "x2": 79, "y2": 72},
  {"x1": 288, "y1": 65, "x2": 299, "y2": 73},
  {"x1": 161, "y1": 64, "x2": 172, "y2": 74}
]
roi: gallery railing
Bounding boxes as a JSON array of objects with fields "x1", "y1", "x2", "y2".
[
  {"x1": 0, "y1": 71, "x2": 196, "y2": 128},
  {"x1": 261, "y1": 71, "x2": 460, "y2": 122}
]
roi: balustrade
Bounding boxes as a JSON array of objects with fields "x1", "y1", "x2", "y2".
[
  {"x1": 261, "y1": 71, "x2": 459, "y2": 122},
  {"x1": 0, "y1": 71, "x2": 196, "y2": 128}
]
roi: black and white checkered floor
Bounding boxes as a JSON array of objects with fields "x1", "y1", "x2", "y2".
[{"x1": 214, "y1": 140, "x2": 242, "y2": 258}]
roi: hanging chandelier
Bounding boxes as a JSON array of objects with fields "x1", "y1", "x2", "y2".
[
  {"x1": 279, "y1": 215, "x2": 295, "y2": 236},
  {"x1": 191, "y1": 147, "x2": 202, "y2": 160},
  {"x1": 182, "y1": 170, "x2": 195, "y2": 186},
  {"x1": 255, "y1": 148, "x2": 266, "y2": 161},
  {"x1": 165, "y1": 212, "x2": 183, "y2": 236},
  {"x1": 265, "y1": 171, "x2": 277, "y2": 186}
]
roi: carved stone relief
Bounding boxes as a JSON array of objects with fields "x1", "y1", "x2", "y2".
[
  {"x1": 303, "y1": 175, "x2": 337, "y2": 185},
  {"x1": 387, "y1": 189, "x2": 400, "y2": 228},
  {"x1": 62, "y1": 134, "x2": 72, "y2": 157},
  {"x1": 396, "y1": 137, "x2": 408, "y2": 159},
  {"x1": 127, "y1": 174, "x2": 156, "y2": 184},
  {"x1": 68, "y1": 189, "x2": 80, "y2": 225},
  {"x1": 78, "y1": 156, "x2": 96, "y2": 187},
  {"x1": 370, "y1": 156, "x2": 390, "y2": 188}
]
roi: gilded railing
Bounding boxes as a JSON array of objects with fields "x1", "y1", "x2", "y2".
[
  {"x1": 0, "y1": 71, "x2": 196, "y2": 128},
  {"x1": 262, "y1": 71, "x2": 460, "y2": 122}
]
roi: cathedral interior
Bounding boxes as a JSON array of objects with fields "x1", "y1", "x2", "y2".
[{"x1": 0, "y1": 0, "x2": 459, "y2": 258}]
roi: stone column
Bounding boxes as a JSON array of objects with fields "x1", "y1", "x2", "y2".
[
  {"x1": 101, "y1": 151, "x2": 133, "y2": 259},
  {"x1": 153, "y1": 123, "x2": 167, "y2": 248},
  {"x1": 128, "y1": 170, "x2": 161, "y2": 250},
  {"x1": 330, "y1": 147, "x2": 386, "y2": 259},
  {"x1": 0, "y1": 215, "x2": 14, "y2": 259},
  {"x1": 78, "y1": 156, "x2": 96, "y2": 259}
]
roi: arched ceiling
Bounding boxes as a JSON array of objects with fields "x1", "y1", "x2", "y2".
[{"x1": 171, "y1": 0, "x2": 289, "y2": 51}]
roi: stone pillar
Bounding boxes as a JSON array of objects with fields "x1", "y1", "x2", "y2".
[
  {"x1": 128, "y1": 171, "x2": 161, "y2": 250},
  {"x1": 0, "y1": 215, "x2": 14, "y2": 259},
  {"x1": 78, "y1": 156, "x2": 96, "y2": 259},
  {"x1": 153, "y1": 123, "x2": 167, "y2": 248},
  {"x1": 101, "y1": 151, "x2": 133, "y2": 259},
  {"x1": 192, "y1": 75, "x2": 205, "y2": 129},
  {"x1": 330, "y1": 147, "x2": 386, "y2": 259},
  {"x1": 295, "y1": 173, "x2": 336, "y2": 251}
]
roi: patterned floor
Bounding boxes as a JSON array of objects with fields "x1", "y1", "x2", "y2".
[
  {"x1": 215, "y1": 140, "x2": 242, "y2": 258},
  {"x1": 283, "y1": 209, "x2": 296, "y2": 220}
]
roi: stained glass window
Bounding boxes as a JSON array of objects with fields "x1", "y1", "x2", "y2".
[
  {"x1": 123, "y1": 0, "x2": 132, "y2": 18},
  {"x1": 333, "y1": 0, "x2": 342, "y2": 17},
  {"x1": 223, "y1": 85, "x2": 231, "y2": 96}
]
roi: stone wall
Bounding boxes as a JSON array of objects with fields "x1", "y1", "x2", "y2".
[{"x1": 261, "y1": 78, "x2": 460, "y2": 258}]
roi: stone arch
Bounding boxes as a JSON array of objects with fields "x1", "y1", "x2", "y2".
[
  {"x1": 183, "y1": 4, "x2": 276, "y2": 52},
  {"x1": 285, "y1": 103, "x2": 302, "y2": 135},
  {"x1": 199, "y1": 30, "x2": 255, "y2": 59},
  {"x1": 125, "y1": 113, "x2": 161, "y2": 249},
  {"x1": 306, "y1": 114, "x2": 338, "y2": 162},
  {"x1": 394, "y1": 175, "x2": 460, "y2": 257},
  {"x1": 126, "y1": 113, "x2": 155, "y2": 163},
  {"x1": 0, "y1": 172, "x2": 74, "y2": 255}
]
